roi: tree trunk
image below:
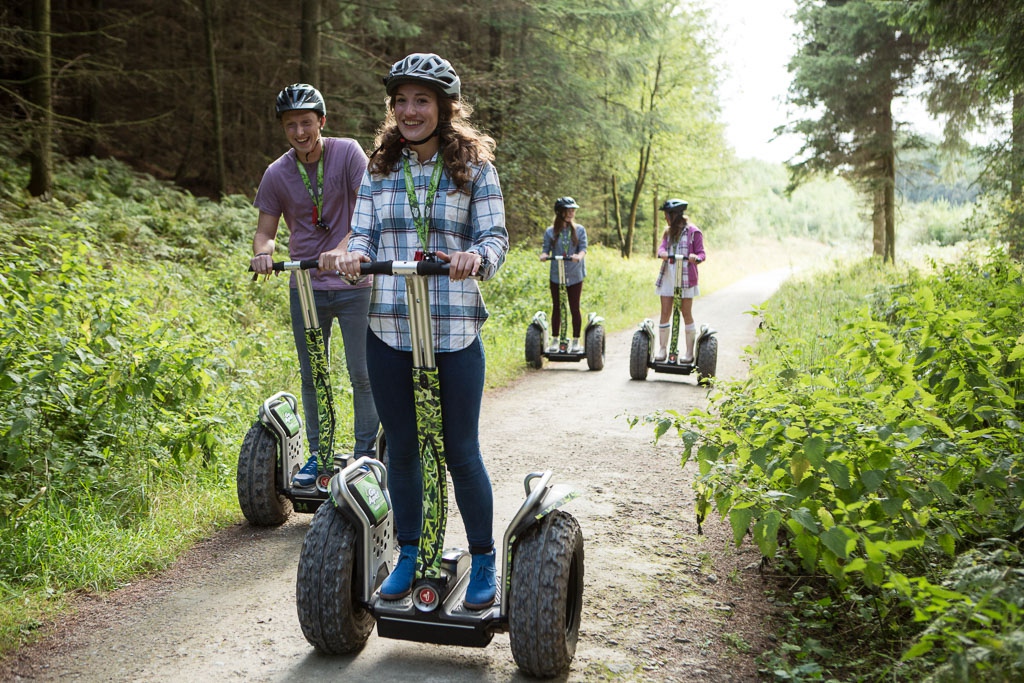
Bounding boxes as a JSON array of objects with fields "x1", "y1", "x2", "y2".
[
  {"x1": 652, "y1": 185, "x2": 660, "y2": 257},
  {"x1": 871, "y1": 186, "x2": 884, "y2": 257},
  {"x1": 300, "y1": 0, "x2": 321, "y2": 85},
  {"x1": 27, "y1": 0, "x2": 53, "y2": 199},
  {"x1": 884, "y1": 157, "x2": 895, "y2": 264},
  {"x1": 882, "y1": 100, "x2": 896, "y2": 264},
  {"x1": 611, "y1": 174, "x2": 625, "y2": 257},
  {"x1": 1009, "y1": 90, "x2": 1024, "y2": 260},
  {"x1": 202, "y1": 0, "x2": 226, "y2": 196},
  {"x1": 624, "y1": 141, "x2": 652, "y2": 258}
]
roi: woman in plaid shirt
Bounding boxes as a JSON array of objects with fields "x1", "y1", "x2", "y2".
[{"x1": 326, "y1": 53, "x2": 508, "y2": 610}]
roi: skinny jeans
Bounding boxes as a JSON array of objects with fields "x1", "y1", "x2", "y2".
[
  {"x1": 290, "y1": 286, "x2": 378, "y2": 457},
  {"x1": 549, "y1": 281, "x2": 583, "y2": 338},
  {"x1": 365, "y1": 330, "x2": 494, "y2": 551}
]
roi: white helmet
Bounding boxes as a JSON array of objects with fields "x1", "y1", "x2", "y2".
[{"x1": 384, "y1": 53, "x2": 461, "y2": 99}]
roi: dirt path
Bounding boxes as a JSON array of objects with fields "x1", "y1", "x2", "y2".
[{"x1": 4, "y1": 269, "x2": 791, "y2": 683}]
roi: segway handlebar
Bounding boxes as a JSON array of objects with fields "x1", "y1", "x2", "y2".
[
  {"x1": 248, "y1": 259, "x2": 320, "y2": 281},
  {"x1": 359, "y1": 260, "x2": 450, "y2": 277}
]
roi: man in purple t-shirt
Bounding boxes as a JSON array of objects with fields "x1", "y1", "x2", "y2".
[{"x1": 250, "y1": 83, "x2": 378, "y2": 487}]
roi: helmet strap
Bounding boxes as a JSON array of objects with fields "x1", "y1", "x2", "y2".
[
  {"x1": 302, "y1": 135, "x2": 323, "y2": 163},
  {"x1": 400, "y1": 128, "x2": 439, "y2": 146}
]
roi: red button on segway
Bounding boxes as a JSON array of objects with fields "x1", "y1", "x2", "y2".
[{"x1": 418, "y1": 587, "x2": 436, "y2": 605}]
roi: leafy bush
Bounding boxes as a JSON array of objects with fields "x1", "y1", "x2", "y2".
[{"x1": 657, "y1": 250, "x2": 1024, "y2": 680}]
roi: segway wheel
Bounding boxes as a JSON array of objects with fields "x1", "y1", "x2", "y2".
[
  {"x1": 696, "y1": 334, "x2": 718, "y2": 387},
  {"x1": 585, "y1": 325, "x2": 605, "y2": 371},
  {"x1": 237, "y1": 423, "x2": 292, "y2": 526},
  {"x1": 509, "y1": 510, "x2": 585, "y2": 678},
  {"x1": 629, "y1": 330, "x2": 650, "y2": 381},
  {"x1": 525, "y1": 323, "x2": 544, "y2": 369},
  {"x1": 296, "y1": 502, "x2": 375, "y2": 654}
]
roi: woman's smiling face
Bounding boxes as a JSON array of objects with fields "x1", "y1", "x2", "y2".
[{"x1": 393, "y1": 83, "x2": 439, "y2": 142}]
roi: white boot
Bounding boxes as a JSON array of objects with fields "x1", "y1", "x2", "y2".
[
  {"x1": 681, "y1": 324, "x2": 696, "y2": 364},
  {"x1": 655, "y1": 323, "x2": 670, "y2": 361}
]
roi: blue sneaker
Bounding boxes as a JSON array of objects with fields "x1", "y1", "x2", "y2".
[
  {"x1": 464, "y1": 549, "x2": 496, "y2": 610},
  {"x1": 292, "y1": 454, "x2": 318, "y2": 488},
  {"x1": 380, "y1": 545, "x2": 418, "y2": 600}
]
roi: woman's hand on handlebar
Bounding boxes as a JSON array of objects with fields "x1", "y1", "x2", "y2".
[
  {"x1": 436, "y1": 250, "x2": 482, "y2": 281},
  {"x1": 325, "y1": 250, "x2": 370, "y2": 281}
]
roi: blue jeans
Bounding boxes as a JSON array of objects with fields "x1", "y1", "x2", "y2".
[
  {"x1": 365, "y1": 331, "x2": 494, "y2": 551},
  {"x1": 290, "y1": 286, "x2": 378, "y2": 457}
]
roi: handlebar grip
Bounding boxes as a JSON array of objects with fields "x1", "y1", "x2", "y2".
[{"x1": 248, "y1": 259, "x2": 320, "y2": 281}]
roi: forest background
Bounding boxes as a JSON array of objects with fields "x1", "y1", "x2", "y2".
[{"x1": 3, "y1": 0, "x2": 1024, "y2": 681}]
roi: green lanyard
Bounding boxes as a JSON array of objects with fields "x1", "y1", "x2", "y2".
[
  {"x1": 402, "y1": 155, "x2": 444, "y2": 252},
  {"x1": 295, "y1": 150, "x2": 326, "y2": 229},
  {"x1": 560, "y1": 227, "x2": 572, "y2": 256}
]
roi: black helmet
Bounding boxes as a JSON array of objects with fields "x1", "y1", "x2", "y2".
[
  {"x1": 554, "y1": 196, "x2": 580, "y2": 212},
  {"x1": 384, "y1": 53, "x2": 461, "y2": 99},
  {"x1": 275, "y1": 83, "x2": 326, "y2": 118},
  {"x1": 660, "y1": 198, "x2": 688, "y2": 213}
]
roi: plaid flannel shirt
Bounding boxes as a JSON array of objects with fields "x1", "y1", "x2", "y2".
[{"x1": 348, "y1": 148, "x2": 508, "y2": 352}]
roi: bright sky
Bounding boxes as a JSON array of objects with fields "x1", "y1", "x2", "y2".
[
  {"x1": 708, "y1": 0, "x2": 953, "y2": 163},
  {"x1": 708, "y1": 0, "x2": 804, "y2": 163}
]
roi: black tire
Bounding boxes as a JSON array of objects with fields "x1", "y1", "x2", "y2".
[
  {"x1": 509, "y1": 510, "x2": 585, "y2": 679},
  {"x1": 629, "y1": 330, "x2": 650, "y2": 381},
  {"x1": 585, "y1": 325, "x2": 605, "y2": 371},
  {"x1": 237, "y1": 423, "x2": 291, "y2": 526},
  {"x1": 296, "y1": 502, "x2": 375, "y2": 654},
  {"x1": 696, "y1": 334, "x2": 718, "y2": 387},
  {"x1": 525, "y1": 323, "x2": 544, "y2": 369}
]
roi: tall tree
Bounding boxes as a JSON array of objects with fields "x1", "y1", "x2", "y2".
[
  {"x1": 907, "y1": 0, "x2": 1024, "y2": 259},
  {"x1": 784, "y1": 0, "x2": 927, "y2": 263}
]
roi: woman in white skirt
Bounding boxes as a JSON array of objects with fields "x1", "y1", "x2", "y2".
[{"x1": 653, "y1": 199, "x2": 706, "y2": 362}]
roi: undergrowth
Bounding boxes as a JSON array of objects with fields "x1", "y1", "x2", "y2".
[{"x1": 651, "y1": 252, "x2": 1024, "y2": 681}]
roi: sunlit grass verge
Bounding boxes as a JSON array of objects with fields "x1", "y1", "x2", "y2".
[{"x1": 0, "y1": 475, "x2": 236, "y2": 654}]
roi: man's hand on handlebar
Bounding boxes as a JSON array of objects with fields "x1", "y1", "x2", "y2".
[{"x1": 250, "y1": 253, "x2": 275, "y2": 276}]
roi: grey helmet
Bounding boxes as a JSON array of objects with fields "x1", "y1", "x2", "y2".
[
  {"x1": 384, "y1": 53, "x2": 461, "y2": 99},
  {"x1": 275, "y1": 83, "x2": 326, "y2": 118},
  {"x1": 659, "y1": 198, "x2": 688, "y2": 213},
  {"x1": 554, "y1": 196, "x2": 580, "y2": 212}
]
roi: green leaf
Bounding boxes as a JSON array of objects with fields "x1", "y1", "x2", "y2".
[
  {"x1": 789, "y1": 507, "x2": 819, "y2": 534},
  {"x1": 859, "y1": 469, "x2": 886, "y2": 491},
  {"x1": 927, "y1": 480, "x2": 955, "y2": 504},
  {"x1": 803, "y1": 436, "x2": 826, "y2": 467},
  {"x1": 822, "y1": 459, "x2": 851, "y2": 489},
  {"x1": 903, "y1": 639, "x2": 934, "y2": 659},
  {"x1": 792, "y1": 474, "x2": 819, "y2": 501},
  {"x1": 820, "y1": 526, "x2": 853, "y2": 560},
  {"x1": 793, "y1": 532, "x2": 819, "y2": 572},
  {"x1": 937, "y1": 533, "x2": 956, "y2": 556},
  {"x1": 729, "y1": 507, "x2": 754, "y2": 545},
  {"x1": 791, "y1": 452, "x2": 810, "y2": 484}
]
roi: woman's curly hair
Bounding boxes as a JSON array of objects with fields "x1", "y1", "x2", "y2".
[{"x1": 368, "y1": 95, "x2": 496, "y2": 193}]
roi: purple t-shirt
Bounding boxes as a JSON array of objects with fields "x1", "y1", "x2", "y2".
[{"x1": 254, "y1": 137, "x2": 369, "y2": 290}]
